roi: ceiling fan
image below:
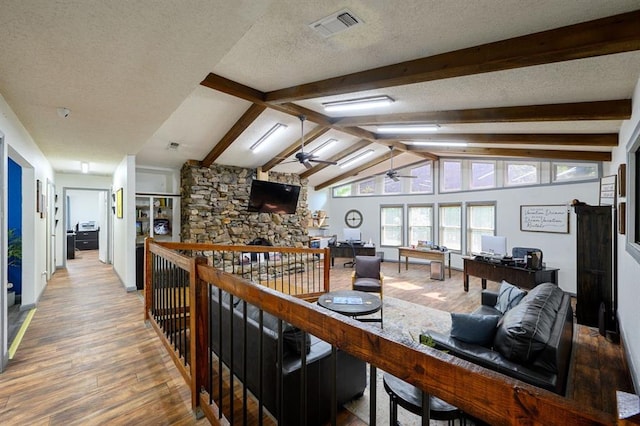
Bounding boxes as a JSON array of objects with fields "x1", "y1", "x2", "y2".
[
  {"x1": 291, "y1": 115, "x2": 337, "y2": 170},
  {"x1": 385, "y1": 146, "x2": 416, "y2": 182}
]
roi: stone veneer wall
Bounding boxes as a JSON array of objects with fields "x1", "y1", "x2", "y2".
[{"x1": 180, "y1": 162, "x2": 311, "y2": 247}]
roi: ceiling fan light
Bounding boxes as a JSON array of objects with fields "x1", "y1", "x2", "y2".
[
  {"x1": 377, "y1": 124, "x2": 440, "y2": 133},
  {"x1": 323, "y1": 95, "x2": 394, "y2": 112},
  {"x1": 250, "y1": 123, "x2": 287, "y2": 152},
  {"x1": 409, "y1": 141, "x2": 468, "y2": 147},
  {"x1": 339, "y1": 149, "x2": 374, "y2": 168}
]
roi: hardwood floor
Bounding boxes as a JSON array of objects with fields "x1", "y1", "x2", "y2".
[{"x1": 0, "y1": 252, "x2": 634, "y2": 425}]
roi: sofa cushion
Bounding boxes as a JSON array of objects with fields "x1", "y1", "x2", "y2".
[
  {"x1": 495, "y1": 280, "x2": 526, "y2": 313},
  {"x1": 450, "y1": 313, "x2": 500, "y2": 346},
  {"x1": 493, "y1": 283, "x2": 564, "y2": 364}
]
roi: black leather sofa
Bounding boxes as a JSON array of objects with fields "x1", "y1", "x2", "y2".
[
  {"x1": 210, "y1": 291, "x2": 367, "y2": 426},
  {"x1": 423, "y1": 283, "x2": 573, "y2": 395}
]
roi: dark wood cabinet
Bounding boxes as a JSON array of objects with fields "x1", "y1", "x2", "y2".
[
  {"x1": 574, "y1": 205, "x2": 615, "y2": 329},
  {"x1": 75, "y1": 230, "x2": 99, "y2": 250}
]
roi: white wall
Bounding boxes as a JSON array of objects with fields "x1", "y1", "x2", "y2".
[
  {"x1": 112, "y1": 155, "x2": 136, "y2": 291},
  {"x1": 317, "y1": 179, "x2": 596, "y2": 295},
  {"x1": 611, "y1": 77, "x2": 640, "y2": 392}
]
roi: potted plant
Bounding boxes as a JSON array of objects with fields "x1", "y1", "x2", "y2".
[{"x1": 7, "y1": 228, "x2": 21, "y2": 306}]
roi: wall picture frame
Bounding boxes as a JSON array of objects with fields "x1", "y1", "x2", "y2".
[
  {"x1": 599, "y1": 175, "x2": 616, "y2": 206},
  {"x1": 619, "y1": 202, "x2": 626, "y2": 235},
  {"x1": 520, "y1": 204, "x2": 569, "y2": 234},
  {"x1": 618, "y1": 164, "x2": 626, "y2": 198},
  {"x1": 116, "y1": 188, "x2": 124, "y2": 219}
]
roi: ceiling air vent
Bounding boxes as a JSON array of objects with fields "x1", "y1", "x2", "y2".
[{"x1": 309, "y1": 9, "x2": 363, "y2": 38}]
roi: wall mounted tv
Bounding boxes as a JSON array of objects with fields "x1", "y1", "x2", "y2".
[{"x1": 247, "y1": 180, "x2": 301, "y2": 214}]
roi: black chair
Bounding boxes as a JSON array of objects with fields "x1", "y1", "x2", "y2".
[{"x1": 343, "y1": 241, "x2": 357, "y2": 267}]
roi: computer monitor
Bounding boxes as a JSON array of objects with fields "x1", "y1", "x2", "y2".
[
  {"x1": 343, "y1": 228, "x2": 361, "y2": 242},
  {"x1": 480, "y1": 235, "x2": 507, "y2": 257}
]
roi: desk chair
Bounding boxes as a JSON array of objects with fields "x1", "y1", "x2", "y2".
[
  {"x1": 351, "y1": 255, "x2": 384, "y2": 326},
  {"x1": 343, "y1": 241, "x2": 357, "y2": 268}
]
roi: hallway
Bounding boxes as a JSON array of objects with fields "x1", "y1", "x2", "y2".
[{"x1": 0, "y1": 251, "x2": 206, "y2": 425}]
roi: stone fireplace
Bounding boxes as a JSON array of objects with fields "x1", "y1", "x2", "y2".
[{"x1": 180, "y1": 162, "x2": 311, "y2": 247}]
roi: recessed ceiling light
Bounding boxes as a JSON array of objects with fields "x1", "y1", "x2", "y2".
[
  {"x1": 339, "y1": 149, "x2": 374, "y2": 168},
  {"x1": 377, "y1": 124, "x2": 440, "y2": 133},
  {"x1": 409, "y1": 141, "x2": 468, "y2": 147},
  {"x1": 323, "y1": 95, "x2": 394, "y2": 112},
  {"x1": 250, "y1": 123, "x2": 287, "y2": 152}
]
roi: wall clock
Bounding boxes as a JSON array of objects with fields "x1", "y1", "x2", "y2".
[{"x1": 345, "y1": 209, "x2": 363, "y2": 228}]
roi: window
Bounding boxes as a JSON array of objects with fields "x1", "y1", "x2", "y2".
[
  {"x1": 470, "y1": 161, "x2": 495, "y2": 189},
  {"x1": 333, "y1": 184, "x2": 351, "y2": 197},
  {"x1": 552, "y1": 162, "x2": 598, "y2": 182},
  {"x1": 381, "y1": 206, "x2": 403, "y2": 246},
  {"x1": 505, "y1": 161, "x2": 538, "y2": 186},
  {"x1": 441, "y1": 160, "x2": 462, "y2": 192},
  {"x1": 410, "y1": 163, "x2": 433, "y2": 193},
  {"x1": 439, "y1": 204, "x2": 461, "y2": 251},
  {"x1": 384, "y1": 178, "x2": 402, "y2": 194},
  {"x1": 467, "y1": 203, "x2": 496, "y2": 254},
  {"x1": 358, "y1": 178, "x2": 375, "y2": 195},
  {"x1": 408, "y1": 205, "x2": 433, "y2": 246}
]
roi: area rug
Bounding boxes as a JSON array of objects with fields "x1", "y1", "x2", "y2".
[{"x1": 344, "y1": 296, "x2": 455, "y2": 425}]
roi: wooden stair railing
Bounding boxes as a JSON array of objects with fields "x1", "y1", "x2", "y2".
[{"x1": 146, "y1": 239, "x2": 624, "y2": 425}]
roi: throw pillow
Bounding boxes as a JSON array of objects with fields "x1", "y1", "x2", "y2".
[
  {"x1": 495, "y1": 280, "x2": 526, "y2": 313},
  {"x1": 450, "y1": 313, "x2": 501, "y2": 346}
]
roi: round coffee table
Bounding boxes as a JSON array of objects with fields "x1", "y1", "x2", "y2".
[{"x1": 317, "y1": 290, "x2": 382, "y2": 323}]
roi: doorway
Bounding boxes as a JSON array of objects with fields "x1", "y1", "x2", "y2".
[{"x1": 63, "y1": 188, "x2": 111, "y2": 267}]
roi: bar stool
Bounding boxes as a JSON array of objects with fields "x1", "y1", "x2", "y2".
[{"x1": 383, "y1": 372, "x2": 464, "y2": 425}]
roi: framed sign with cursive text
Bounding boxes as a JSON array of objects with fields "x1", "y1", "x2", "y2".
[{"x1": 520, "y1": 204, "x2": 569, "y2": 234}]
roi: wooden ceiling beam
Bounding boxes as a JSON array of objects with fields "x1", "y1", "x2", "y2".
[
  {"x1": 335, "y1": 100, "x2": 632, "y2": 126},
  {"x1": 201, "y1": 103, "x2": 267, "y2": 167},
  {"x1": 314, "y1": 151, "x2": 403, "y2": 191},
  {"x1": 407, "y1": 146, "x2": 611, "y2": 162},
  {"x1": 384, "y1": 133, "x2": 619, "y2": 146},
  {"x1": 265, "y1": 11, "x2": 640, "y2": 103}
]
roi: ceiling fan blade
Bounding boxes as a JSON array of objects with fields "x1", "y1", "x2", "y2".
[
  {"x1": 310, "y1": 159, "x2": 337, "y2": 165},
  {"x1": 302, "y1": 160, "x2": 313, "y2": 169},
  {"x1": 398, "y1": 175, "x2": 417, "y2": 178},
  {"x1": 391, "y1": 175, "x2": 400, "y2": 182}
]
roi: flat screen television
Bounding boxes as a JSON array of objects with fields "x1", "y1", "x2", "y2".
[
  {"x1": 480, "y1": 235, "x2": 507, "y2": 257},
  {"x1": 247, "y1": 180, "x2": 301, "y2": 214}
]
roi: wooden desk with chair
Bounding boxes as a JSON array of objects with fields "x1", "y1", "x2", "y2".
[
  {"x1": 397, "y1": 247, "x2": 451, "y2": 278},
  {"x1": 463, "y1": 256, "x2": 559, "y2": 292},
  {"x1": 329, "y1": 243, "x2": 375, "y2": 267}
]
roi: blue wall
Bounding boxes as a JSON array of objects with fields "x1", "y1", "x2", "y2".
[{"x1": 8, "y1": 157, "x2": 22, "y2": 294}]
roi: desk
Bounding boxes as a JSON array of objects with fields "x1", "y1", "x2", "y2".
[
  {"x1": 463, "y1": 257, "x2": 559, "y2": 292},
  {"x1": 398, "y1": 247, "x2": 451, "y2": 278},
  {"x1": 329, "y1": 245, "x2": 375, "y2": 266}
]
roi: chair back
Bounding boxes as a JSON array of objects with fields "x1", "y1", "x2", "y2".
[{"x1": 355, "y1": 256, "x2": 381, "y2": 279}]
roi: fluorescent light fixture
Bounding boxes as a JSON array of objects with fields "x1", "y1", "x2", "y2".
[
  {"x1": 250, "y1": 123, "x2": 287, "y2": 152},
  {"x1": 377, "y1": 124, "x2": 440, "y2": 133},
  {"x1": 310, "y1": 138, "x2": 337, "y2": 156},
  {"x1": 81, "y1": 162, "x2": 89, "y2": 174},
  {"x1": 339, "y1": 149, "x2": 374, "y2": 168},
  {"x1": 409, "y1": 141, "x2": 468, "y2": 147},
  {"x1": 323, "y1": 95, "x2": 394, "y2": 112}
]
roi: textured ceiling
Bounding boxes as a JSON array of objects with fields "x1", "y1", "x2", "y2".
[{"x1": 1, "y1": 1, "x2": 640, "y2": 188}]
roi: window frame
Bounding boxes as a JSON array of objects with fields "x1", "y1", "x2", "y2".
[
  {"x1": 504, "y1": 161, "x2": 540, "y2": 187},
  {"x1": 380, "y1": 204, "x2": 404, "y2": 247},
  {"x1": 409, "y1": 162, "x2": 434, "y2": 194},
  {"x1": 407, "y1": 204, "x2": 434, "y2": 247},
  {"x1": 438, "y1": 203, "x2": 462, "y2": 252},
  {"x1": 466, "y1": 202, "x2": 497, "y2": 255},
  {"x1": 469, "y1": 160, "x2": 496, "y2": 190},
  {"x1": 440, "y1": 159, "x2": 463, "y2": 193},
  {"x1": 625, "y1": 120, "x2": 640, "y2": 263}
]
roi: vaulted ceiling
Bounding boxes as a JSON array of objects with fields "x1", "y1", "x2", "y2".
[{"x1": 2, "y1": 2, "x2": 640, "y2": 190}]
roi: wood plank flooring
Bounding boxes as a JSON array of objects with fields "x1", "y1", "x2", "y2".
[{"x1": 0, "y1": 252, "x2": 634, "y2": 425}]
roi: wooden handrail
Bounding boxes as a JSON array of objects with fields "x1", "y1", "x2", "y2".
[{"x1": 146, "y1": 240, "x2": 621, "y2": 425}]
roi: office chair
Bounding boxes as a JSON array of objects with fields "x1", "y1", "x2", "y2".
[
  {"x1": 351, "y1": 255, "x2": 384, "y2": 326},
  {"x1": 343, "y1": 240, "x2": 357, "y2": 268}
]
